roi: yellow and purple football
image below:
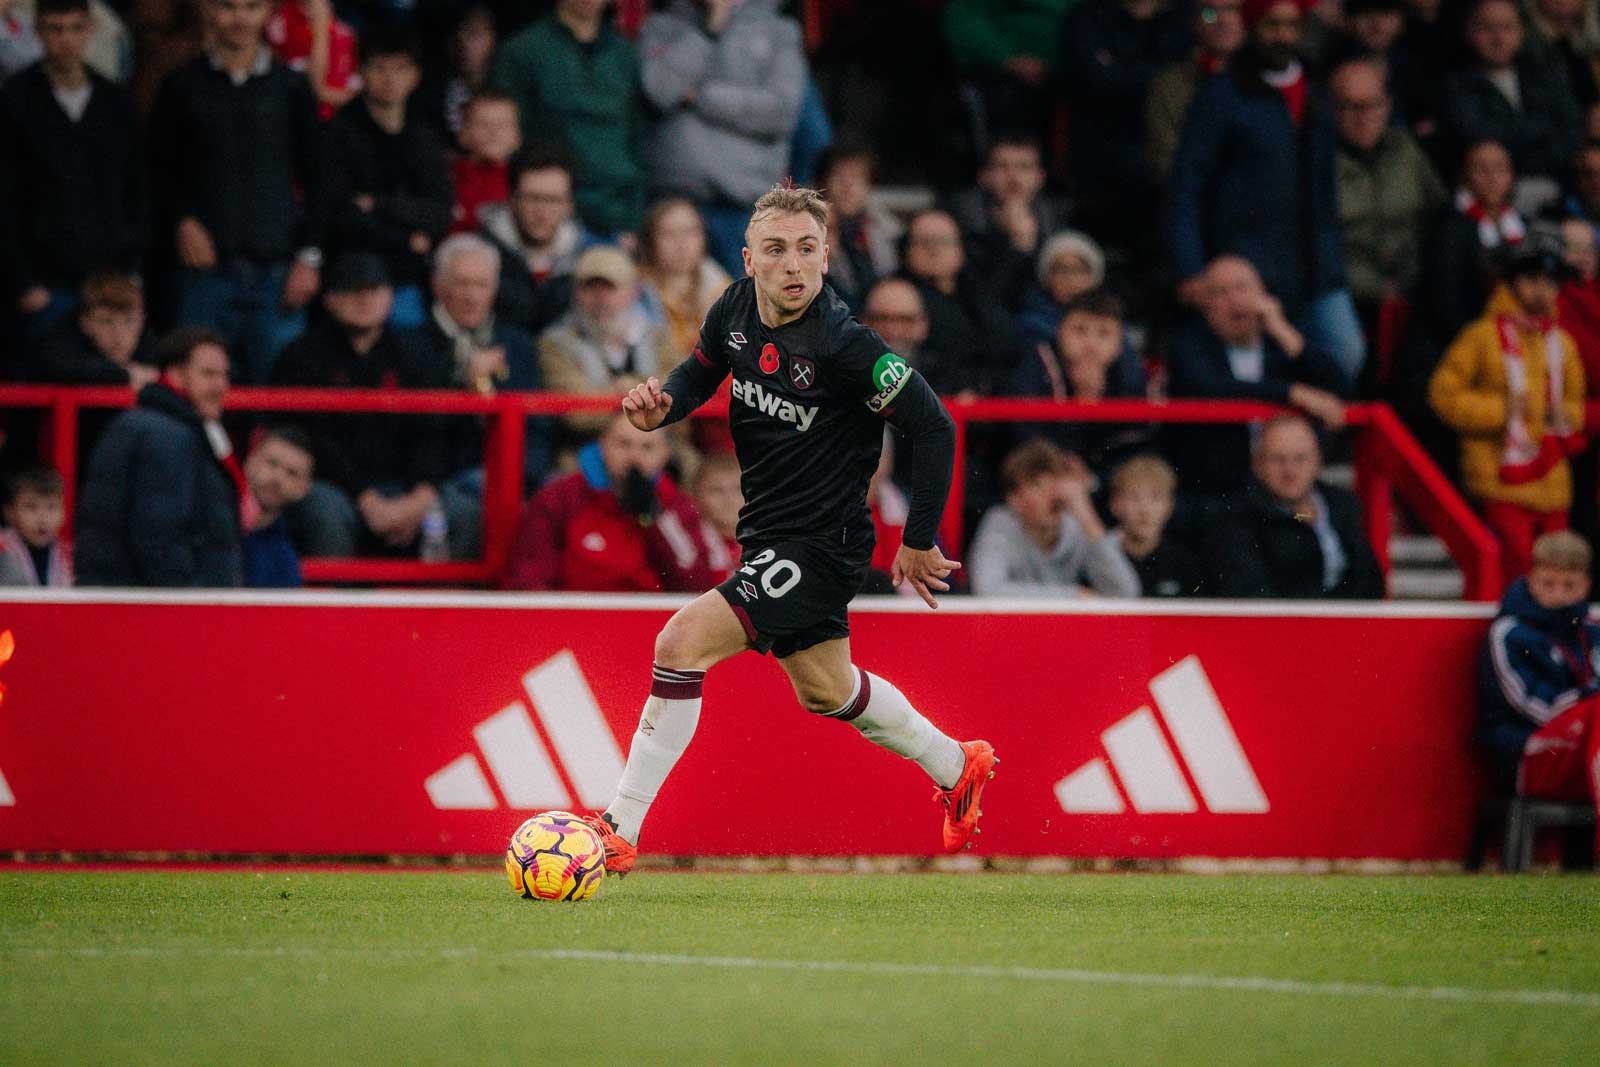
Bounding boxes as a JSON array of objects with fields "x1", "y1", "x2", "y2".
[{"x1": 505, "y1": 811, "x2": 607, "y2": 901}]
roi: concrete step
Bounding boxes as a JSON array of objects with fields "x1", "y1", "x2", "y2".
[{"x1": 1388, "y1": 568, "x2": 1465, "y2": 600}]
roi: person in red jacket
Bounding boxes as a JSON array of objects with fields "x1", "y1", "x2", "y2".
[{"x1": 502, "y1": 412, "x2": 715, "y2": 591}]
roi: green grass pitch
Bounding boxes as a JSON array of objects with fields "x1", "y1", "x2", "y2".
[{"x1": 3, "y1": 868, "x2": 1598, "y2": 1065}]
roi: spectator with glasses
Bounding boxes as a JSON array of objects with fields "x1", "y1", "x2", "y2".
[
  {"x1": 478, "y1": 144, "x2": 597, "y2": 337},
  {"x1": 1330, "y1": 57, "x2": 1445, "y2": 337}
]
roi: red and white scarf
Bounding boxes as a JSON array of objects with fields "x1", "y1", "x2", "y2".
[
  {"x1": 1457, "y1": 189, "x2": 1526, "y2": 249},
  {"x1": 1497, "y1": 316, "x2": 1585, "y2": 484}
]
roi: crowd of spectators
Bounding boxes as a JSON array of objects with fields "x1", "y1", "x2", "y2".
[{"x1": 8, "y1": 0, "x2": 1600, "y2": 601}]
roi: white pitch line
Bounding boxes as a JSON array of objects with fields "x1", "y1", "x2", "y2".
[{"x1": 5, "y1": 945, "x2": 1597, "y2": 1009}]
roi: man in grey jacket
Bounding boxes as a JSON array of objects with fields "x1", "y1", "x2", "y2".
[
  {"x1": 638, "y1": 0, "x2": 807, "y2": 273},
  {"x1": 968, "y1": 438, "x2": 1140, "y2": 597}
]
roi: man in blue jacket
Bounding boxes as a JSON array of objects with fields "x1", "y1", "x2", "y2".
[
  {"x1": 1166, "y1": 0, "x2": 1366, "y2": 381},
  {"x1": 1479, "y1": 531, "x2": 1600, "y2": 816},
  {"x1": 76, "y1": 327, "x2": 243, "y2": 587}
]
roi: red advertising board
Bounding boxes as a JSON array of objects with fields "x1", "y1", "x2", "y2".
[{"x1": 0, "y1": 594, "x2": 1491, "y2": 860}]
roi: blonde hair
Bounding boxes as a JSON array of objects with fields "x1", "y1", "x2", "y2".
[
  {"x1": 1532, "y1": 530, "x2": 1593, "y2": 572},
  {"x1": 1110, "y1": 454, "x2": 1177, "y2": 498},
  {"x1": 747, "y1": 183, "x2": 829, "y2": 238}
]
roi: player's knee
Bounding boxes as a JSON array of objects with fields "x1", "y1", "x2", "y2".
[
  {"x1": 793, "y1": 678, "x2": 852, "y2": 716},
  {"x1": 654, "y1": 612, "x2": 710, "y2": 670}
]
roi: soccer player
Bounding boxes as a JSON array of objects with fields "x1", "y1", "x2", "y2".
[{"x1": 581, "y1": 184, "x2": 996, "y2": 874}]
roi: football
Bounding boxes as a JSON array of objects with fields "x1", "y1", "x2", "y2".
[{"x1": 505, "y1": 811, "x2": 607, "y2": 901}]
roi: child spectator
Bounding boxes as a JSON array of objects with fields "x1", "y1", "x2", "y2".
[
  {"x1": 28, "y1": 272, "x2": 156, "y2": 387},
  {"x1": 241, "y1": 425, "x2": 313, "y2": 587},
  {"x1": 0, "y1": 465, "x2": 71, "y2": 587},
  {"x1": 689, "y1": 450, "x2": 742, "y2": 584},
  {"x1": 451, "y1": 91, "x2": 521, "y2": 236},
  {"x1": 1478, "y1": 531, "x2": 1600, "y2": 837},
  {"x1": 1429, "y1": 241, "x2": 1587, "y2": 585},
  {"x1": 1012, "y1": 288, "x2": 1151, "y2": 472},
  {"x1": 1109, "y1": 454, "x2": 1205, "y2": 597},
  {"x1": 968, "y1": 439, "x2": 1140, "y2": 598}
]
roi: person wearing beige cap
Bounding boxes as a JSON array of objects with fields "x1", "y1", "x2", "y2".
[{"x1": 538, "y1": 244, "x2": 677, "y2": 439}]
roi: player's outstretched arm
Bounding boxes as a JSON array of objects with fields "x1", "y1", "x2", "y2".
[
  {"x1": 634, "y1": 348, "x2": 729, "y2": 431},
  {"x1": 880, "y1": 370, "x2": 959, "y2": 608},
  {"x1": 621, "y1": 377, "x2": 674, "y2": 431},
  {"x1": 893, "y1": 543, "x2": 963, "y2": 610}
]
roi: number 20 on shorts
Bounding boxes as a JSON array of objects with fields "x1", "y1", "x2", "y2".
[{"x1": 739, "y1": 550, "x2": 802, "y2": 598}]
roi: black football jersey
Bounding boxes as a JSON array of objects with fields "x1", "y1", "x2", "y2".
[{"x1": 660, "y1": 278, "x2": 953, "y2": 552}]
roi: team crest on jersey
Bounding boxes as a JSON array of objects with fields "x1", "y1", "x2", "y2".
[
  {"x1": 728, "y1": 331, "x2": 746, "y2": 350},
  {"x1": 865, "y1": 353, "x2": 911, "y2": 413},
  {"x1": 759, "y1": 343, "x2": 781, "y2": 375},
  {"x1": 788, "y1": 356, "x2": 817, "y2": 391}
]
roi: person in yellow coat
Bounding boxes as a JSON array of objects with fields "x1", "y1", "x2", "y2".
[{"x1": 1430, "y1": 241, "x2": 1587, "y2": 586}]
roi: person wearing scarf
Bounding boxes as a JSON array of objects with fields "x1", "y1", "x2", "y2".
[{"x1": 1430, "y1": 241, "x2": 1586, "y2": 586}]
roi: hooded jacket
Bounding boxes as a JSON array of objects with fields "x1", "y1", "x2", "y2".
[
  {"x1": 1479, "y1": 578, "x2": 1600, "y2": 748},
  {"x1": 75, "y1": 383, "x2": 242, "y2": 587},
  {"x1": 639, "y1": 0, "x2": 807, "y2": 205}
]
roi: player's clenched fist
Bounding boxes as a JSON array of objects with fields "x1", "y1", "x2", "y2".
[{"x1": 621, "y1": 376, "x2": 673, "y2": 431}]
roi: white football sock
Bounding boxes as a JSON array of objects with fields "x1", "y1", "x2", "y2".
[
  {"x1": 604, "y1": 665, "x2": 704, "y2": 845},
  {"x1": 832, "y1": 668, "x2": 967, "y2": 789}
]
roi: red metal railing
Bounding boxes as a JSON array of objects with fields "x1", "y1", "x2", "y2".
[{"x1": 0, "y1": 387, "x2": 1504, "y2": 598}]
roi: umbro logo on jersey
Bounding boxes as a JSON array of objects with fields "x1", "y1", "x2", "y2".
[
  {"x1": 1054, "y1": 656, "x2": 1269, "y2": 815},
  {"x1": 737, "y1": 580, "x2": 758, "y2": 601},
  {"x1": 424, "y1": 650, "x2": 625, "y2": 811},
  {"x1": 728, "y1": 332, "x2": 746, "y2": 350},
  {"x1": 731, "y1": 378, "x2": 818, "y2": 431}
]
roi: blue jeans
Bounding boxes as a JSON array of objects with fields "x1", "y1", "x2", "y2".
[
  {"x1": 173, "y1": 261, "x2": 306, "y2": 383},
  {"x1": 1299, "y1": 288, "x2": 1366, "y2": 392}
]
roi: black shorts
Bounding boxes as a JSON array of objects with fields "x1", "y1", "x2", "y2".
[{"x1": 715, "y1": 540, "x2": 871, "y2": 658}]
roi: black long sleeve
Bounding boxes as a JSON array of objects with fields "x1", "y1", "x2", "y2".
[
  {"x1": 659, "y1": 352, "x2": 729, "y2": 428},
  {"x1": 882, "y1": 371, "x2": 955, "y2": 551}
]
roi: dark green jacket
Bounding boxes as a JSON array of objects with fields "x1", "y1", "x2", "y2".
[
  {"x1": 491, "y1": 16, "x2": 645, "y2": 235},
  {"x1": 942, "y1": 0, "x2": 1076, "y2": 71}
]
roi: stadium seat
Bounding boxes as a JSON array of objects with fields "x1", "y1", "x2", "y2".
[{"x1": 1469, "y1": 794, "x2": 1596, "y2": 872}]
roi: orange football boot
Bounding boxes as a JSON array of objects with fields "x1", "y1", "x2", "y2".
[
  {"x1": 935, "y1": 740, "x2": 998, "y2": 853},
  {"x1": 582, "y1": 813, "x2": 637, "y2": 877}
]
